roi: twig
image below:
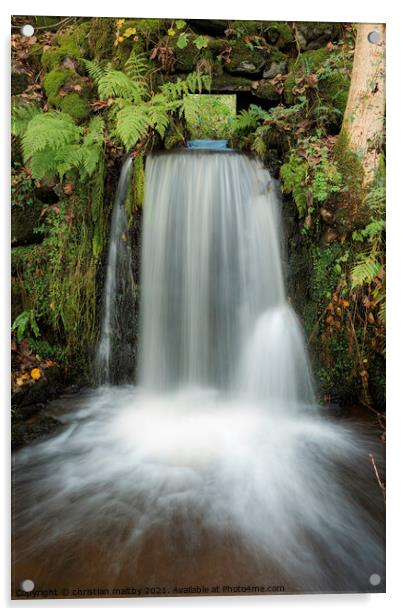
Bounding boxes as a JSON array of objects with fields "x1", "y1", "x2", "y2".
[
  {"x1": 369, "y1": 453, "x2": 386, "y2": 501},
  {"x1": 12, "y1": 17, "x2": 75, "y2": 31}
]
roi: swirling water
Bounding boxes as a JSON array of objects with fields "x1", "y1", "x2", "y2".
[{"x1": 13, "y1": 151, "x2": 385, "y2": 595}]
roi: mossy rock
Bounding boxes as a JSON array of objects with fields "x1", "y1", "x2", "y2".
[
  {"x1": 211, "y1": 73, "x2": 253, "y2": 92},
  {"x1": 58, "y1": 92, "x2": 90, "y2": 120},
  {"x1": 296, "y1": 22, "x2": 342, "y2": 50},
  {"x1": 174, "y1": 35, "x2": 202, "y2": 72},
  {"x1": 263, "y1": 49, "x2": 288, "y2": 79},
  {"x1": 43, "y1": 68, "x2": 75, "y2": 104},
  {"x1": 41, "y1": 40, "x2": 83, "y2": 71},
  {"x1": 229, "y1": 20, "x2": 265, "y2": 36},
  {"x1": 224, "y1": 40, "x2": 267, "y2": 75},
  {"x1": 12, "y1": 201, "x2": 44, "y2": 246},
  {"x1": 88, "y1": 17, "x2": 116, "y2": 61},
  {"x1": 319, "y1": 71, "x2": 350, "y2": 115},
  {"x1": 43, "y1": 68, "x2": 90, "y2": 120},
  {"x1": 263, "y1": 22, "x2": 294, "y2": 49},
  {"x1": 54, "y1": 22, "x2": 91, "y2": 50},
  {"x1": 254, "y1": 80, "x2": 280, "y2": 101},
  {"x1": 128, "y1": 18, "x2": 168, "y2": 39},
  {"x1": 11, "y1": 71, "x2": 29, "y2": 95}
]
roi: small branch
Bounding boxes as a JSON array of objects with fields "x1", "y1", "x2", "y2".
[
  {"x1": 12, "y1": 17, "x2": 76, "y2": 31},
  {"x1": 369, "y1": 452, "x2": 386, "y2": 501}
]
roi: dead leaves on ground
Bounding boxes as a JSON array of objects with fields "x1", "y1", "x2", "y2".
[{"x1": 11, "y1": 336, "x2": 56, "y2": 393}]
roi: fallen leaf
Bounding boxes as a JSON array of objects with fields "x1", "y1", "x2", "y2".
[{"x1": 31, "y1": 368, "x2": 42, "y2": 381}]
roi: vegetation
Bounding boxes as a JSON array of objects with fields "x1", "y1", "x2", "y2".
[{"x1": 11, "y1": 17, "x2": 385, "y2": 411}]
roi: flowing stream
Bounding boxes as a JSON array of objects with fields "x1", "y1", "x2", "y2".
[{"x1": 12, "y1": 149, "x2": 385, "y2": 595}]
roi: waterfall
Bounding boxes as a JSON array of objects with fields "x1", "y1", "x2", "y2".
[
  {"x1": 95, "y1": 156, "x2": 137, "y2": 384},
  {"x1": 140, "y1": 151, "x2": 315, "y2": 411},
  {"x1": 13, "y1": 148, "x2": 385, "y2": 595}
]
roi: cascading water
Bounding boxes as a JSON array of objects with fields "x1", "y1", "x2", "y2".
[
  {"x1": 95, "y1": 156, "x2": 137, "y2": 384},
  {"x1": 140, "y1": 151, "x2": 315, "y2": 411},
  {"x1": 12, "y1": 149, "x2": 385, "y2": 595}
]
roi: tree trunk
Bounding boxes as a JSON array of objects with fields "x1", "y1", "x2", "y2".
[{"x1": 341, "y1": 23, "x2": 386, "y2": 185}]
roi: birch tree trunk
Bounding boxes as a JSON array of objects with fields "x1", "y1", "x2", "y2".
[{"x1": 341, "y1": 23, "x2": 386, "y2": 185}]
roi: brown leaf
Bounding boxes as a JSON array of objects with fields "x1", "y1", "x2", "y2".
[{"x1": 63, "y1": 182, "x2": 75, "y2": 195}]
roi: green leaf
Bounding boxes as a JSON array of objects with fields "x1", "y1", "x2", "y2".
[
  {"x1": 177, "y1": 33, "x2": 188, "y2": 49},
  {"x1": 194, "y1": 35, "x2": 208, "y2": 49},
  {"x1": 175, "y1": 20, "x2": 186, "y2": 30}
]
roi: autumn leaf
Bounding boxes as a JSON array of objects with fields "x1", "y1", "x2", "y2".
[
  {"x1": 31, "y1": 368, "x2": 42, "y2": 381},
  {"x1": 63, "y1": 182, "x2": 75, "y2": 195}
]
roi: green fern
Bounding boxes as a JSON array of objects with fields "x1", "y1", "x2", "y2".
[
  {"x1": 231, "y1": 105, "x2": 266, "y2": 135},
  {"x1": 115, "y1": 106, "x2": 149, "y2": 149},
  {"x1": 124, "y1": 50, "x2": 150, "y2": 86},
  {"x1": 22, "y1": 112, "x2": 82, "y2": 161},
  {"x1": 350, "y1": 255, "x2": 382, "y2": 289},
  {"x1": 84, "y1": 116, "x2": 105, "y2": 145},
  {"x1": 11, "y1": 103, "x2": 41, "y2": 137},
  {"x1": 15, "y1": 107, "x2": 104, "y2": 181},
  {"x1": 82, "y1": 59, "x2": 106, "y2": 83},
  {"x1": 251, "y1": 134, "x2": 267, "y2": 157}
]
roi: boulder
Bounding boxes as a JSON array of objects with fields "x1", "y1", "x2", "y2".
[{"x1": 224, "y1": 40, "x2": 267, "y2": 76}]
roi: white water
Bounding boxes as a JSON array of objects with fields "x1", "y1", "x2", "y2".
[
  {"x1": 13, "y1": 151, "x2": 385, "y2": 593},
  {"x1": 95, "y1": 156, "x2": 136, "y2": 383}
]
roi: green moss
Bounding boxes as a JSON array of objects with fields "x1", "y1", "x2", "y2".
[
  {"x1": 225, "y1": 39, "x2": 267, "y2": 74},
  {"x1": 230, "y1": 20, "x2": 265, "y2": 36},
  {"x1": 43, "y1": 69, "x2": 90, "y2": 120},
  {"x1": 334, "y1": 129, "x2": 364, "y2": 191},
  {"x1": 332, "y1": 129, "x2": 367, "y2": 231},
  {"x1": 88, "y1": 17, "x2": 116, "y2": 61},
  {"x1": 55, "y1": 22, "x2": 91, "y2": 49},
  {"x1": 128, "y1": 18, "x2": 167, "y2": 38},
  {"x1": 41, "y1": 41, "x2": 82, "y2": 70},
  {"x1": 43, "y1": 68, "x2": 75, "y2": 104},
  {"x1": 320, "y1": 72, "x2": 350, "y2": 115},
  {"x1": 284, "y1": 48, "x2": 331, "y2": 103},
  {"x1": 255, "y1": 80, "x2": 280, "y2": 101},
  {"x1": 211, "y1": 74, "x2": 253, "y2": 91},
  {"x1": 174, "y1": 36, "x2": 201, "y2": 72},
  {"x1": 263, "y1": 22, "x2": 294, "y2": 48},
  {"x1": 59, "y1": 93, "x2": 90, "y2": 120}
]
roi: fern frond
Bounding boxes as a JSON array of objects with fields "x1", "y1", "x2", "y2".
[
  {"x1": 125, "y1": 50, "x2": 150, "y2": 85},
  {"x1": 11, "y1": 103, "x2": 41, "y2": 137},
  {"x1": 80, "y1": 145, "x2": 102, "y2": 178},
  {"x1": 378, "y1": 301, "x2": 386, "y2": 324},
  {"x1": 83, "y1": 116, "x2": 105, "y2": 146},
  {"x1": 350, "y1": 255, "x2": 382, "y2": 288},
  {"x1": 98, "y1": 69, "x2": 145, "y2": 102},
  {"x1": 115, "y1": 105, "x2": 149, "y2": 149},
  {"x1": 231, "y1": 106, "x2": 265, "y2": 135},
  {"x1": 29, "y1": 148, "x2": 59, "y2": 180},
  {"x1": 22, "y1": 112, "x2": 81, "y2": 160},
  {"x1": 82, "y1": 59, "x2": 106, "y2": 83},
  {"x1": 251, "y1": 134, "x2": 267, "y2": 157}
]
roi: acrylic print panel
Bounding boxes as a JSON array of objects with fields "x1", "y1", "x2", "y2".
[{"x1": 11, "y1": 15, "x2": 386, "y2": 600}]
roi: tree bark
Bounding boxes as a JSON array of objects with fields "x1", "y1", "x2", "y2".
[{"x1": 341, "y1": 23, "x2": 386, "y2": 185}]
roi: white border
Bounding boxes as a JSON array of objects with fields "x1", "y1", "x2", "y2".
[{"x1": 2, "y1": 1, "x2": 401, "y2": 613}]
